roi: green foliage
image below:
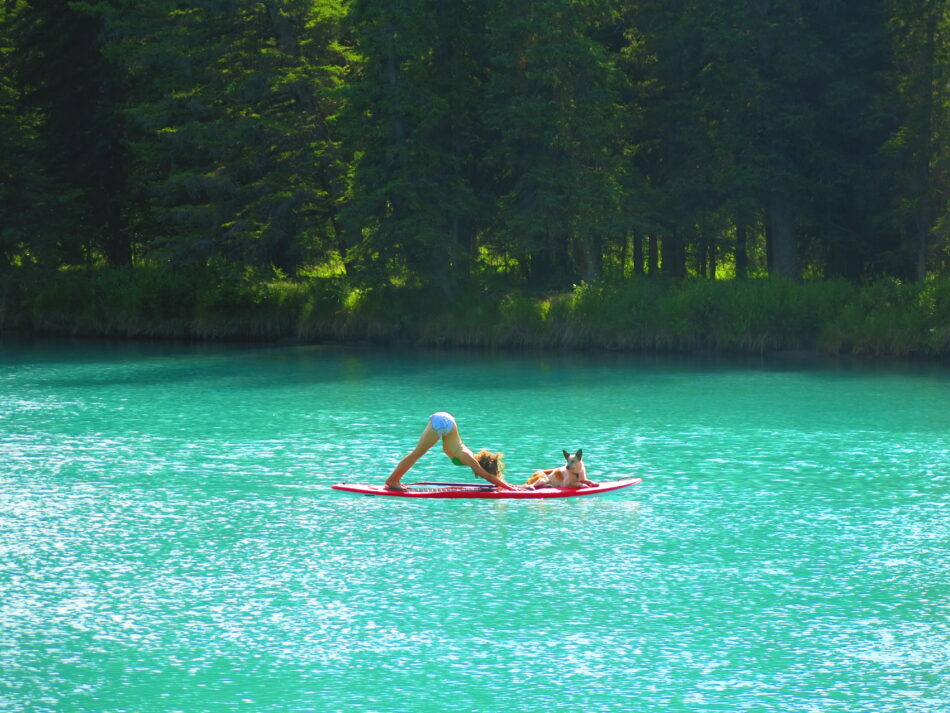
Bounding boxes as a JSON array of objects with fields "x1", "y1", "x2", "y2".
[
  {"x1": 1, "y1": 0, "x2": 949, "y2": 345},
  {"x1": 818, "y1": 278, "x2": 949, "y2": 356},
  {"x1": 91, "y1": 0, "x2": 353, "y2": 274},
  {"x1": 16, "y1": 264, "x2": 197, "y2": 336},
  {"x1": 2, "y1": 0, "x2": 130, "y2": 269},
  {"x1": 492, "y1": 294, "x2": 547, "y2": 347},
  {"x1": 5, "y1": 265, "x2": 950, "y2": 357},
  {"x1": 484, "y1": 0, "x2": 624, "y2": 285},
  {"x1": 340, "y1": 0, "x2": 490, "y2": 291}
]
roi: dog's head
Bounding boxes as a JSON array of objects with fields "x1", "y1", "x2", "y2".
[{"x1": 562, "y1": 449, "x2": 583, "y2": 474}]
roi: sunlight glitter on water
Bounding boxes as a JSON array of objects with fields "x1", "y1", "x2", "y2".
[{"x1": 1, "y1": 341, "x2": 948, "y2": 713}]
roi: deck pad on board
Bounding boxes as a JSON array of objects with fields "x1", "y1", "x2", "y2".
[{"x1": 331, "y1": 477, "x2": 642, "y2": 499}]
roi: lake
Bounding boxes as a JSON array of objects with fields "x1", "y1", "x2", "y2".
[{"x1": 1, "y1": 339, "x2": 947, "y2": 713}]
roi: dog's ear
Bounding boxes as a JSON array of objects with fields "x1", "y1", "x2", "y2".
[
  {"x1": 575, "y1": 449, "x2": 582, "y2": 460},
  {"x1": 562, "y1": 449, "x2": 571, "y2": 460}
]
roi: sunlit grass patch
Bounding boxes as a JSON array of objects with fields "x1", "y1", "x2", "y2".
[{"x1": 4, "y1": 264, "x2": 949, "y2": 356}]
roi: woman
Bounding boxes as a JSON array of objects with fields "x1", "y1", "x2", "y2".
[{"x1": 385, "y1": 412, "x2": 519, "y2": 491}]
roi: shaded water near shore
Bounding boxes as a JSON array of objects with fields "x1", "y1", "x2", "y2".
[{"x1": 2, "y1": 339, "x2": 948, "y2": 712}]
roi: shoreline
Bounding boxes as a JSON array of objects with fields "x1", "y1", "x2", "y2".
[
  {"x1": 3, "y1": 327, "x2": 948, "y2": 367},
  {"x1": 3, "y1": 271, "x2": 949, "y2": 359}
]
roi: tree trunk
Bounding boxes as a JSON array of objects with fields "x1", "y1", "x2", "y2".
[
  {"x1": 735, "y1": 218, "x2": 748, "y2": 280},
  {"x1": 767, "y1": 193, "x2": 798, "y2": 279},
  {"x1": 662, "y1": 232, "x2": 685, "y2": 278},
  {"x1": 384, "y1": 23, "x2": 407, "y2": 167},
  {"x1": 104, "y1": 225, "x2": 132, "y2": 267},
  {"x1": 647, "y1": 235, "x2": 659, "y2": 276},
  {"x1": 620, "y1": 234, "x2": 628, "y2": 278},
  {"x1": 438, "y1": 215, "x2": 463, "y2": 297},
  {"x1": 913, "y1": 0, "x2": 937, "y2": 282},
  {"x1": 331, "y1": 215, "x2": 356, "y2": 276},
  {"x1": 573, "y1": 236, "x2": 596, "y2": 283},
  {"x1": 633, "y1": 232, "x2": 644, "y2": 276}
]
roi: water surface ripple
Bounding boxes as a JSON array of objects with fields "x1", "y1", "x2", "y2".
[{"x1": 1, "y1": 341, "x2": 947, "y2": 712}]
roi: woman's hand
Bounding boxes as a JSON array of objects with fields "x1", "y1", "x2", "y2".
[
  {"x1": 498, "y1": 477, "x2": 529, "y2": 491},
  {"x1": 483, "y1": 474, "x2": 524, "y2": 490}
]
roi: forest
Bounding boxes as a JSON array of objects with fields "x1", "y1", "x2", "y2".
[{"x1": 1, "y1": 1, "x2": 949, "y2": 354}]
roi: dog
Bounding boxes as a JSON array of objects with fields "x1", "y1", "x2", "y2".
[{"x1": 524, "y1": 449, "x2": 597, "y2": 489}]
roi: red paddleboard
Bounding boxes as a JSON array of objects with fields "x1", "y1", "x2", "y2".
[{"x1": 331, "y1": 477, "x2": 642, "y2": 499}]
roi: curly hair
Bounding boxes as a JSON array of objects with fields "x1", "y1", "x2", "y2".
[{"x1": 475, "y1": 449, "x2": 506, "y2": 479}]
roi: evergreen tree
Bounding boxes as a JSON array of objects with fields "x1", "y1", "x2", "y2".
[
  {"x1": 886, "y1": 0, "x2": 950, "y2": 280},
  {"x1": 623, "y1": 0, "x2": 717, "y2": 279},
  {"x1": 730, "y1": 0, "x2": 898, "y2": 280},
  {"x1": 0, "y1": 1, "x2": 46, "y2": 270},
  {"x1": 97, "y1": 0, "x2": 351, "y2": 275},
  {"x1": 484, "y1": 0, "x2": 623, "y2": 286},
  {"x1": 9, "y1": 0, "x2": 132, "y2": 267},
  {"x1": 2, "y1": 0, "x2": 947, "y2": 295},
  {"x1": 340, "y1": 0, "x2": 489, "y2": 293},
  {"x1": 626, "y1": 0, "x2": 900, "y2": 281}
]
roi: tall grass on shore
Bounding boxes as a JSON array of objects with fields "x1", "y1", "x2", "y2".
[{"x1": 3, "y1": 265, "x2": 949, "y2": 357}]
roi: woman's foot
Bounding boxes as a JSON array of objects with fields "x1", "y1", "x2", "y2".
[{"x1": 384, "y1": 478, "x2": 408, "y2": 492}]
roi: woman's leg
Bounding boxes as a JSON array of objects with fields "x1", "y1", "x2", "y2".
[{"x1": 385, "y1": 422, "x2": 441, "y2": 489}]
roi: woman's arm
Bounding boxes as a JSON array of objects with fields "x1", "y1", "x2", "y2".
[{"x1": 455, "y1": 449, "x2": 518, "y2": 490}]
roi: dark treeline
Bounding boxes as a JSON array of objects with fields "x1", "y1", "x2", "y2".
[{"x1": 1, "y1": 0, "x2": 948, "y2": 299}]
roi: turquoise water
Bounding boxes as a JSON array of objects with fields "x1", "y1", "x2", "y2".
[{"x1": 1, "y1": 339, "x2": 948, "y2": 713}]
